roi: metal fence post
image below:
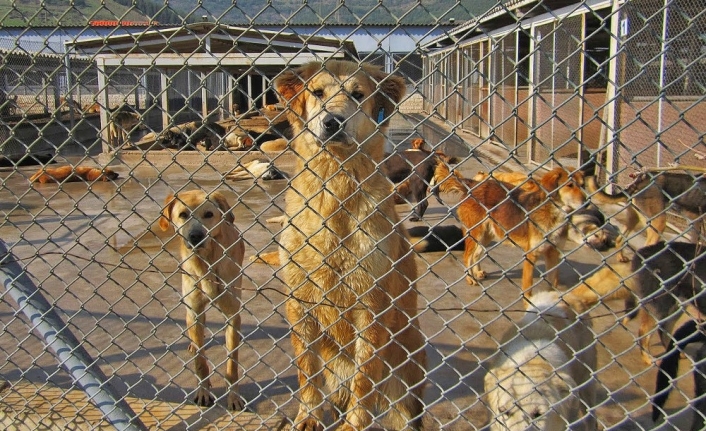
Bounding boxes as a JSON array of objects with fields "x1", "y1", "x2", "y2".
[{"x1": 0, "y1": 240, "x2": 147, "y2": 431}]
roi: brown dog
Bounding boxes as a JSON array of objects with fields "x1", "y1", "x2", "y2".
[
  {"x1": 474, "y1": 171, "x2": 614, "y2": 251},
  {"x1": 29, "y1": 165, "x2": 119, "y2": 183},
  {"x1": 274, "y1": 60, "x2": 426, "y2": 431},
  {"x1": 437, "y1": 167, "x2": 586, "y2": 297},
  {"x1": 159, "y1": 190, "x2": 245, "y2": 411}
]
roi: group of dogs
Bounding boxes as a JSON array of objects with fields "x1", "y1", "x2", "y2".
[{"x1": 23, "y1": 60, "x2": 706, "y2": 430}]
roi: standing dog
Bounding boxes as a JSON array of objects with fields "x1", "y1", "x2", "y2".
[
  {"x1": 381, "y1": 144, "x2": 457, "y2": 221},
  {"x1": 484, "y1": 291, "x2": 597, "y2": 430},
  {"x1": 630, "y1": 241, "x2": 706, "y2": 363},
  {"x1": 474, "y1": 171, "x2": 614, "y2": 251},
  {"x1": 159, "y1": 190, "x2": 245, "y2": 411},
  {"x1": 108, "y1": 109, "x2": 141, "y2": 147},
  {"x1": 435, "y1": 167, "x2": 586, "y2": 297},
  {"x1": 652, "y1": 319, "x2": 706, "y2": 430},
  {"x1": 586, "y1": 172, "x2": 706, "y2": 262},
  {"x1": 275, "y1": 60, "x2": 426, "y2": 431}
]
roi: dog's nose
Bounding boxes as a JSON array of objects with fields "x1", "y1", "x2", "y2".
[
  {"x1": 322, "y1": 114, "x2": 345, "y2": 135},
  {"x1": 187, "y1": 230, "x2": 206, "y2": 248}
]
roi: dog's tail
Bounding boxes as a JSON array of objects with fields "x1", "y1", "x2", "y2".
[
  {"x1": 29, "y1": 168, "x2": 45, "y2": 183},
  {"x1": 652, "y1": 319, "x2": 706, "y2": 422},
  {"x1": 585, "y1": 176, "x2": 629, "y2": 204},
  {"x1": 429, "y1": 162, "x2": 470, "y2": 203}
]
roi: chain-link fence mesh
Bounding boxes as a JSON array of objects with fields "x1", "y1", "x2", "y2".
[{"x1": 1, "y1": 0, "x2": 706, "y2": 430}]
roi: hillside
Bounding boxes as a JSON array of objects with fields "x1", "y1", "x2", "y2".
[
  {"x1": 0, "y1": 0, "x2": 182, "y2": 27},
  {"x1": 0, "y1": 0, "x2": 498, "y2": 27},
  {"x1": 169, "y1": 0, "x2": 498, "y2": 25}
]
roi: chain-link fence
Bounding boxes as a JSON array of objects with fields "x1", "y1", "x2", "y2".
[{"x1": 1, "y1": 1, "x2": 706, "y2": 430}]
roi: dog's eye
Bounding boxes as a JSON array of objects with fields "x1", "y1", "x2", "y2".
[
  {"x1": 204, "y1": 211, "x2": 214, "y2": 219},
  {"x1": 178, "y1": 211, "x2": 188, "y2": 219},
  {"x1": 312, "y1": 89, "x2": 324, "y2": 99},
  {"x1": 351, "y1": 91, "x2": 364, "y2": 101}
]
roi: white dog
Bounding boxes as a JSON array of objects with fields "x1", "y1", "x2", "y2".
[{"x1": 484, "y1": 292, "x2": 597, "y2": 430}]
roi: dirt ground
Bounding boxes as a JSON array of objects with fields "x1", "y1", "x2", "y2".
[{"x1": 0, "y1": 116, "x2": 698, "y2": 430}]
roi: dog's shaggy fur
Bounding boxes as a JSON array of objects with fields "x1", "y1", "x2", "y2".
[
  {"x1": 159, "y1": 190, "x2": 245, "y2": 411},
  {"x1": 436, "y1": 167, "x2": 586, "y2": 297},
  {"x1": 652, "y1": 319, "x2": 706, "y2": 431},
  {"x1": 29, "y1": 165, "x2": 119, "y2": 183},
  {"x1": 627, "y1": 241, "x2": 706, "y2": 364},
  {"x1": 586, "y1": 172, "x2": 706, "y2": 262},
  {"x1": 484, "y1": 291, "x2": 597, "y2": 430},
  {"x1": 274, "y1": 60, "x2": 426, "y2": 431}
]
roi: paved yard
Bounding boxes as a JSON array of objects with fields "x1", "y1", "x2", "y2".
[{"x1": 0, "y1": 117, "x2": 696, "y2": 430}]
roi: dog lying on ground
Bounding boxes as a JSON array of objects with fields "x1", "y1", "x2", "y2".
[
  {"x1": 475, "y1": 171, "x2": 614, "y2": 251},
  {"x1": 225, "y1": 159, "x2": 287, "y2": 181},
  {"x1": 435, "y1": 166, "x2": 586, "y2": 297},
  {"x1": 29, "y1": 166, "x2": 119, "y2": 183},
  {"x1": 274, "y1": 60, "x2": 426, "y2": 430},
  {"x1": 108, "y1": 108, "x2": 141, "y2": 148},
  {"x1": 158, "y1": 190, "x2": 245, "y2": 410},
  {"x1": 381, "y1": 140, "x2": 458, "y2": 221},
  {"x1": 484, "y1": 291, "x2": 597, "y2": 430},
  {"x1": 652, "y1": 319, "x2": 706, "y2": 431},
  {"x1": 586, "y1": 172, "x2": 706, "y2": 262},
  {"x1": 628, "y1": 241, "x2": 706, "y2": 364}
]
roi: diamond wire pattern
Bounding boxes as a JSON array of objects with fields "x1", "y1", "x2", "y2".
[{"x1": 1, "y1": 0, "x2": 706, "y2": 430}]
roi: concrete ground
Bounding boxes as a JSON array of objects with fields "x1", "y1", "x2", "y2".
[{"x1": 0, "y1": 113, "x2": 697, "y2": 430}]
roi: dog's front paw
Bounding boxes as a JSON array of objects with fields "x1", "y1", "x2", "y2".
[
  {"x1": 292, "y1": 417, "x2": 323, "y2": 431},
  {"x1": 227, "y1": 392, "x2": 245, "y2": 411},
  {"x1": 193, "y1": 388, "x2": 215, "y2": 407}
]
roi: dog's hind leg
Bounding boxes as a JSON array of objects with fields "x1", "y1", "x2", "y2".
[
  {"x1": 644, "y1": 213, "x2": 667, "y2": 247},
  {"x1": 543, "y1": 246, "x2": 561, "y2": 288},
  {"x1": 636, "y1": 309, "x2": 657, "y2": 364},
  {"x1": 463, "y1": 231, "x2": 486, "y2": 285},
  {"x1": 216, "y1": 291, "x2": 244, "y2": 411}
]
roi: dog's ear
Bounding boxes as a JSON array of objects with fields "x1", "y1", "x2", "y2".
[
  {"x1": 362, "y1": 63, "x2": 407, "y2": 126},
  {"x1": 540, "y1": 168, "x2": 570, "y2": 192},
  {"x1": 210, "y1": 191, "x2": 234, "y2": 224},
  {"x1": 274, "y1": 63, "x2": 319, "y2": 127},
  {"x1": 159, "y1": 194, "x2": 175, "y2": 231}
]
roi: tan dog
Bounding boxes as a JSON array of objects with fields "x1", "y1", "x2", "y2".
[
  {"x1": 562, "y1": 261, "x2": 634, "y2": 313},
  {"x1": 108, "y1": 110, "x2": 141, "y2": 147},
  {"x1": 29, "y1": 165, "x2": 119, "y2": 183},
  {"x1": 586, "y1": 173, "x2": 706, "y2": 262},
  {"x1": 437, "y1": 167, "x2": 586, "y2": 297},
  {"x1": 274, "y1": 60, "x2": 426, "y2": 431},
  {"x1": 484, "y1": 291, "x2": 597, "y2": 430},
  {"x1": 159, "y1": 190, "x2": 245, "y2": 411}
]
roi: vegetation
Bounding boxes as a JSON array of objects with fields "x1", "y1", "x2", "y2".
[
  {"x1": 0, "y1": 0, "x2": 498, "y2": 27},
  {"x1": 0, "y1": 0, "x2": 184, "y2": 27}
]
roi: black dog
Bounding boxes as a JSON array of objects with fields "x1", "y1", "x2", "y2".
[
  {"x1": 630, "y1": 241, "x2": 706, "y2": 354},
  {"x1": 653, "y1": 319, "x2": 706, "y2": 430},
  {"x1": 381, "y1": 149, "x2": 450, "y2": 221}
]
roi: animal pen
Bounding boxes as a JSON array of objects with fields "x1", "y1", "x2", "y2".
[{"x1": 0, "y1": 0, "x2": 705, "y2": 430}]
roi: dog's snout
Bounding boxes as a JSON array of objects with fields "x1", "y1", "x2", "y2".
[
  {"x1": 187, "y1": 230, "x2": 206, "y2": 248},
  {"x1": 322, "y1": 114, "x2": 345, "y2": 135}
]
